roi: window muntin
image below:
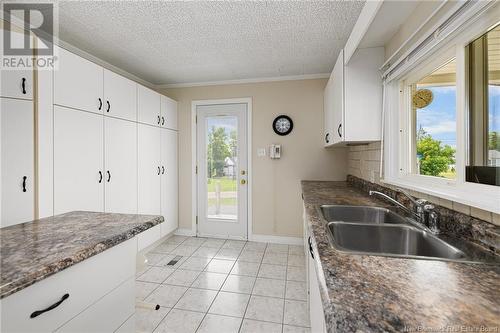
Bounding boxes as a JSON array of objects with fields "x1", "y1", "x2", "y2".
[
  {"x1": 409, "y1": 59, "x2": 457, "y2": 179},
  {"x1": 467, "y1": 23, "x2": 500, "y2": 186}
]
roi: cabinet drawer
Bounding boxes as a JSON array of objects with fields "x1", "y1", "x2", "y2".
[
  {"x1": 137, "y1": 224, "x2": 162, "y2": 252},
  {"x1": 0, "y1": 238, "x2": 136, "y2": 333},
  {"x1": 57, "y1": 277, "x2": 135, "y2": 333}
]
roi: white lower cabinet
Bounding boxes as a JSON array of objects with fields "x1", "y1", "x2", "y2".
[
  {"x1": 54, "y1": 106, "x2": 104, "y2": 215},
  {"x1": 104, "y1": 117, "x2": 138, "y2": 214},
  {"x1": 137, "y1": 224, "x2": 162, "y2": 252},
  {"x1": 0, "y1": 238, "x2": 136, "y2": 333},
  {"x1": 1, "y1": 98, "x2": 34, "y2": 227},
  {"x1": 138, "y1": 123, "x2": 161, "y2": 215},
  {"x1": 160, "y1": 129, "x2": 178, "y2": 237}
]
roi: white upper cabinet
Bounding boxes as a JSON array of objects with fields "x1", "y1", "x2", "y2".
[
  {"x1": 54, "y1": 106, "x2": 104, "y2": 215},
  {"x1": 138, "y1": 123, "x2": 161, "y2": 215},
  {"x1": 1, "y1": 98, "x2": 34, "y2": 227},
  {"x1": 160, "y1": 129, "x2": 178, "y2": 236},
  {"x1": 104, "y1": 117, "x2": 137, "y2": 214},
  {"x1": 138, "y1": 85, "x2": 161, "y2": 127},
  {"x1": 54, "y1": 47, "x2": 103, "y2": 114},
  {"x1": 161, "y1": 96, "x2": 178, "y2": 130},
  {"x1": 103, "y1": 69, "x2": 137, "y2": 122},
  {"x1": 1, "y1": 70, "x2": 33, "y2": 100},
  {"x1": 324, "y1": 47, "x2": 383, "y2": 146}
]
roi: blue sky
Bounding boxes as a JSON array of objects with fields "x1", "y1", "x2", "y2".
[{"x1": 416, "y1": 85, "x2": 500, "y2": 149}]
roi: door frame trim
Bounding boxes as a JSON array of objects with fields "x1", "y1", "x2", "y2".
[{"x1": 191, "y1": 98, "x2": 252, "y2": 240}]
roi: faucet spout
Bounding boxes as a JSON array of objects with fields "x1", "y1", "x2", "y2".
[{"x1": 368, "y1": 191, "x2": 414, "y2": 216}]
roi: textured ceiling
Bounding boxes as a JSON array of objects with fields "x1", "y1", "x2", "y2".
[{"x1": 54, "y1": 1, "x2": 365, "y2": 85}]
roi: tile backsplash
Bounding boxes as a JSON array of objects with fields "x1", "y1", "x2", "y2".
[{"x1": 347, "y1": 142, "x2": 500, "y2": 227}]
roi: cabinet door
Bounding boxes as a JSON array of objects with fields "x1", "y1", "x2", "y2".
[
  {"x1": 332, "y1": 49, "x2": 344, "y2": 144},
  {"x1": 138, "y1": 124, "x2": 161, "y2": 215},
  {"x1": 323, "y1": 76, "x2": 334, "y2": 146},
  {"x1": 137, "y1": 85, "x2": 161, "y2": 126},
  {"x1": 161, "y1": 129, "x2": 178, "y2": 236},
  {"x1": 1, "y1": 70, "x2": 33, "y2": 100},
  {"x1": 54, "y1": 47, "x2": 103, "y2": 114},
  {"x1": 54, "y1": 106, "x2": 104, "y2": 214},
  {"x1": 104, "y1": 117, "x2": 137, "y2": 214},
  {"x1": 1, "y1": 98, "x2": 34, "y2": 227},
  {"x1": 309, "y1": 253, "x2": 326, "y2": 333},
  {"x1": 103, "y1": 69, "x2": 137, "y2": 122},
  {"x1": 161, "y1": 96, "x2": 178, "y2": 130}
]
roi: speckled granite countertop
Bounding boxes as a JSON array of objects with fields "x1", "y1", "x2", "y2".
[
  {"x1": 0, "y1": 211, "x2": 163, "y2": 299},
  {"x1": 302, "y1": 181, "x2": 500, "y2": 333}
]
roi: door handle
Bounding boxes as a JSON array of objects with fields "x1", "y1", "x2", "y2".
[
  {"x1": 21, "y1": 78, "x2": 27, "y2": 94},
  {"x1": 337, "y1": 124, "x2": 342, "y2": 138},
  {"x1": 98, "y1": 171, "x2": 103, "y2": 183},
  {"x1": 157, "y1": 166, "x2": 161, "y2": 175},
  {"x1": 308, "y1": 236, "x2": 314, "y2": 259},
  {"x1": 157, "y1": 115, "x2": 161, "y2": 125},
  {"x1": 161, "y1": 117, "x2": 165, "y2": 126},
  {"x1": 106, "y1": 170, "x2": 111, "y2": 182},
  {"x1": 325, "y1": 133, "x2": 330, "y2": 143},
  {"x1": 240, "y1": 179, "x2": 246, "y2": 185},
  {"x1": 161, "y1": 166, "x2": 165, "y2": 174},
  {"x1": 22, "y1": 176, "x2": 27, "y2": 192},
  {"x1": 30, "y1": 294, "x2": 70, "y2": 318},
  {"x1": 98, "y1": 98, "x2": 102, "y2": 111},
  {"x1": 106, "y1": 101, "x2": 110, "y2": 112}
]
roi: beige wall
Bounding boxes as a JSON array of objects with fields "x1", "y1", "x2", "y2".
[
  {"x1": 161, "y1": 79, "x2": 348, "y2": 238},
  {"x1": 348, "y1": 2, "x2": 500, "y2": 226}
]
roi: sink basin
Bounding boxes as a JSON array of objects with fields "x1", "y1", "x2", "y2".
[
  {"x1": 327, "y1": 222, "x2": 467, "y2": 260},
  {"x1": 320, "y1": 205, "x2": 408, "y2": 224}
]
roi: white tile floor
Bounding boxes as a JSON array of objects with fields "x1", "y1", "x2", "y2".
[{"x1": 120, "y1": 235, "x2": 310, "y2": 333}]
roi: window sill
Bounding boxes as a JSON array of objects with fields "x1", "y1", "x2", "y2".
[{"x1": 382, "y1": 175, "x2": 500, "y2": 214}]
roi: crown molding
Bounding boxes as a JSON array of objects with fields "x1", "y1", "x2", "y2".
[{"x1": 157, "y1": 73, "x2": 330, "y2": 89}]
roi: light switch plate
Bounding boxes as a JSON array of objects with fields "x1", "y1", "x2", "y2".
[{"x1": 257, "y1": 148, "x2": 266, "y2": 157}]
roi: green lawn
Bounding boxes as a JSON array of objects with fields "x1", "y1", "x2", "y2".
[
  {"x1": 207, "y1": 177, "x2": 237, "y2": 192},
  {"x1": 439, "y1": 170, "x2": 456, "y2": 179},
  {"x1": 208, "y1": 198, "x2": 237, "y2": 206}
]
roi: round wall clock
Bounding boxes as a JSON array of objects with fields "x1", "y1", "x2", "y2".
[
  {"x1": 412, "y1": 89, "x2": 434, "y2": 109},
  {"x1": 272, "y1": 115, "x2": 293, "y2": 136}
]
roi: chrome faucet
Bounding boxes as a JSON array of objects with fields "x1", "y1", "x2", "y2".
[{"x1": 369, "y1": 189, "x2": 439, "y2": 234}]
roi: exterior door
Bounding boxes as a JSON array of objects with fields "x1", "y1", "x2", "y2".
[{"x1": 196, "y1": 103, "x2": 248, "y2": 239}]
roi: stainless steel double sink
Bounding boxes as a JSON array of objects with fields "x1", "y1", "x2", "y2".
[{"x1": 321, "y1": 205, "x2": 468, "y2": 262}]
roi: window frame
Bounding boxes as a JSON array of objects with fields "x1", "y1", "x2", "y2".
[{"x1": 383, "y1": 5, "x2": 500, "y2": 214}]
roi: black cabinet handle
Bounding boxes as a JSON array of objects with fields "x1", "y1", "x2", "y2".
[
  {"x1": 161, "y1": 117, "x2": 165, "y2": 126},
  {"x1": 98, "y1": 171, "x2": 103, "y2": 183},
  {"x1": 325, "y1": 133, "x2": 330, "y2": 144},
  {"x1": 157, "y1": 166, "x2": 161, "y2": 175},
  {"x1": 22, "y1": 176, "x2": 27, "y2": 192},
  {"x1": 161, "y1": 166, "x2": 165, "y2": 174},
  {"x1": 106, "y1": 170, "x2": 111, "y2": 182},
  {"x1": 106, "y1": 101, "x2": 110, "y2": 112},
  {"x1": 98, "y1": 98, "x2": 102, "y2": 111},
  {"x1": 21, "y1": 78, "x2": 27, "y2": 94},
  {"x1": 157, "y1": 115, "x2": 161, "y2": 125},
  {"x1": 337, "y1": 124, "x2": 342, "y2": 138},
  {"x1": 30, "y1": 293, "x2": 69, "y2": 318},
  {"x1": 308, "y1": 236, "x2": 314, "y2": 259}
]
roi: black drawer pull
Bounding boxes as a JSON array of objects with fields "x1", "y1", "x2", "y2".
[
  {"x1": 157, "y1": 166, "x2": 161, "y2": 175},
  {"x1": 98, "y1": 171, "x2": 103, "y2": 183},
  {"x1": 106, "y1": 170, "x2": 111, "y2": 182},
  {"x1": 325, "y1": 133, "x2": 330, "y2": 144},
  {"x1": 308, "y1": 236, "x2": 314, "y2": 259},
  {"x1": 157, "y1": 115, "x2": 161, "y2": 125},
  {"x1": 30, "y1": 293, "x2": 69, "y2": 318},
  {"x1": 161, "y1": 166, "x2": 165, "y2": 174},
  {"x1": 106, "y1": 101, "x2": 110, "y2": 112},
  {"x1": 337, "y1": 124, "x2": 342, "y2": 138},
  {"x1": 161, "y1": 117, "x2": 165, "y2": 126},
  {"x1": 98, "y1": 98, "x2": 102, "y2": 110},
  {"x1": 22, "y1": 176, "x2": 27, "y2": 192},
  {"x1": 21, "y1": 78, "x2": 27, "y2": 94}
]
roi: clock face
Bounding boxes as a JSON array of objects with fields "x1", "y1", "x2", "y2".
[
  {"x1": 412, "y1": 89, "x2": 434, "y2": 109},
  {"x1": 273, "y1": 115, "x2": 293, "y2": 136}
]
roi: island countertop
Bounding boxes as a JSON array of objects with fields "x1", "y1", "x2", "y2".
[
  {"x1": 301, "y1": 180, "x2": 500, "y2": 333},
  {"x1": 0, "y1": 211, "x2": 163, "y2": 299}
]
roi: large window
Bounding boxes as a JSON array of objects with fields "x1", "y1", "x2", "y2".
[{"x1": 466, "y1": 23, "x2": 500, "y2": 186}]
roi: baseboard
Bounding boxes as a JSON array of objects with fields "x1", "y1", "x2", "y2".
[
  {"x1": 174, "y1": 228, "x2": 196, "y2": 237},
  {"x1": 249, "y1": 234, "x2": 303, "y2": 245}
]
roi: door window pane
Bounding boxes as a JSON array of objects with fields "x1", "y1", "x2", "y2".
[
  {"x1": 206, "y1": 116, "x2": 238, "y2": 220},
  {"x1": 411, "y1": 59, "x2": 457, "y2": 179}
]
